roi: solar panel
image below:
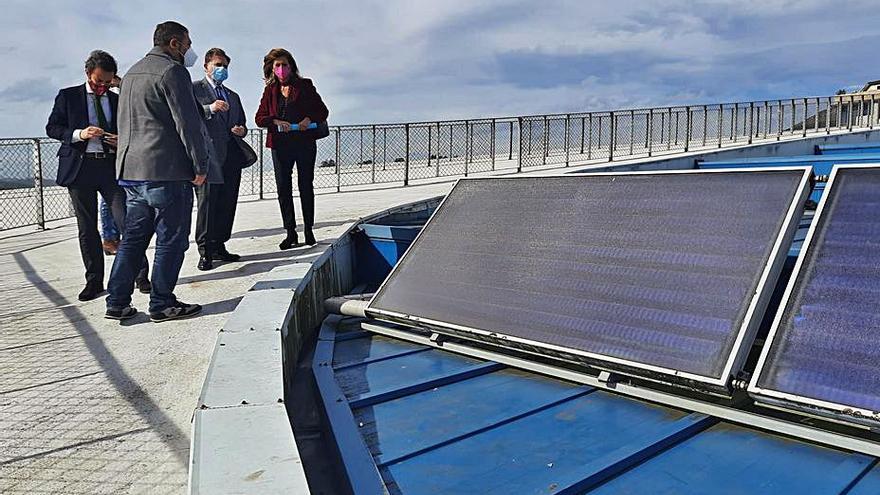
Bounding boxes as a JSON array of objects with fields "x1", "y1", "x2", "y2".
[
  {"x1": 750, "y1": 165, "x2": 880, "y2": 425},
  {"x1": 367, "y1": 169, "x2": 811, "y2": 391}
]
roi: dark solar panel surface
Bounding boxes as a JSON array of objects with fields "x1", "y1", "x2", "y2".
[
  {"x1": 756, "y1": 167, "x2": 880, "y2": 412},
  {"x1": 369, "y1": 171, "x2": 806, "y2": 380}
]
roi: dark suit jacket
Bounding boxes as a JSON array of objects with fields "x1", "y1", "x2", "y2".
[
  {"x1": 192, "y1": 78, "x2": 247, "y2": 184},
  {"x1": 45, "y1": 84, "x2": 118, "y2": 187},
  {"x1": 254, "y1": 78, "x2": 329, "y2": 149}
]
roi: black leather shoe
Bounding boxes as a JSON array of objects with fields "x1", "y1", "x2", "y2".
[
  {"x1": 214, "y1": 245, "x2": 241, "y2": 262},
  {"x1": 78, "y1": 282, "x2": 105, "y2": 302},
  {"x1": 135, "y1": 277, "x2": 151, "y2": 294},
  {"x1": 279, "y1": 232, "x2": 299, "y2": 250},
  {"x1": 304, "y1": 228, "x2": 317, "y2": 246},
  {"x1": 198, "y1": 256, "x2": 214, "y2": 271}
]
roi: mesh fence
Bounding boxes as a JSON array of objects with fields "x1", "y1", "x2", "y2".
[{"x1": 2, "y1": 94, "x2": 877, "y2": 230}]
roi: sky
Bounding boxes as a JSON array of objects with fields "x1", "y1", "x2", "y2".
[{"x1": 1, "y1": 0, "x2": 879, "y2": 137}]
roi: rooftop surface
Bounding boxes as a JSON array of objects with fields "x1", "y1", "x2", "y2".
[{"x1": 0, "y1": 181, "x2": 455, "y2": 494}]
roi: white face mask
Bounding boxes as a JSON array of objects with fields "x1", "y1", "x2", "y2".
[{"x1": 183, "y1": 46, "x2": 198, "y2": 67}]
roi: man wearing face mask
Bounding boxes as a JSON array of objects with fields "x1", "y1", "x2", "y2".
[
  {"x1": 192, "y1": 47, "x2": 250, "y2": 271},
  {"x1": 106, "y1": 21, "x2": 209, "y2": 322},
  {"x1": 46, "y1": 50, "x2": 150, "y2": 301}
]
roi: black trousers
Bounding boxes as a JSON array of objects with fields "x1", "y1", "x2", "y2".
[
  {"x1": 272, "y1": 139, "x2": 316, "y2": 232},
  {"x1": 67, "y1": 157, "x2": 147, "y2": 285},
  {"x1": 196, "y1": 159, "x2": 243, "y2": 256}
]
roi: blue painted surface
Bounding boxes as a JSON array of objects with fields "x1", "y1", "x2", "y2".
[
  {"x1": 332, "y1": 334, "x2": 429, "y2": 368},
  {"x1": 311, "y1": 146, "x2": 880, "y2": 494},
  {"x1": 817, "y1": 142, "x2": 880, "y2": 155},
  {"x1": 333, "y1": 347, "x2": 492, "y2": 404},
  {"x1": 354, "y1": 223, "x2": 422, "y2": 287},
  {"x1": 698, "y1": 153, "x2": 880, "y2": 176},
  {"x1": 354, "y1": 367, "x2": 592, "y2": 465},
  {"x1": 589, "y1": 423, "x2": 873, "y2": 495},
  {"x1": 847, "y1": 462, "x2": 880, "y2": 495}
]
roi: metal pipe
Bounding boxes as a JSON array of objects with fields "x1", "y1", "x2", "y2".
[{"x1": 324, "y1": 296, "x2": 372, "y2": 317}]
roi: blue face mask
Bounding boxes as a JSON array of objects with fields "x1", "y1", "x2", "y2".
[{"x1": 211, "y1": 66, "x2": 228, "y2": 83}]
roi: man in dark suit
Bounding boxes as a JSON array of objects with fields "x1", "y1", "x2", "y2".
[
  {"x1": 46, "y1": 50, "x2": 149, "y2": 301},
  {"x1": 192, "y1": 47, "x2": 249, "y2": 270}
]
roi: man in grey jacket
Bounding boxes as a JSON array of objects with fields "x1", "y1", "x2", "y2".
[{"x1": 105, "y1": 20, "x2": 209, "y2": 323}]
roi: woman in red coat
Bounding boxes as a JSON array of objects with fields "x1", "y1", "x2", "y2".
[{"x1": 255, "y1": 48, "x2": 329, "y2": 248}]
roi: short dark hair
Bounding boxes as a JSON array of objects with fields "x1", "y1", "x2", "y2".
[
  {"x1": 84, "y1": 50, "x2": 117, "y2": 74},
  {"x1": 153, "y1": 21, "x2": 189, "y2": 47},
  {"x1": 204, "y1": 47, "x2": 230, "y2": 66}
]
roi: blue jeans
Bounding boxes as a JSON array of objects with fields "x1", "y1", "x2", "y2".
[
  {"x1": 107, "y1": 181, "x2": 194, "y2": 313},
  {"x1": 99, "y1": 196, "x2": 120, "y2": 241}
]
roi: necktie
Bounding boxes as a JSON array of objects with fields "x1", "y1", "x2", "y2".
[
  {"x1": 93, "y1": 93, "x2": 110, "y2": 153},
  {"x1": 215, "y1": 84, "x2": 226, "y2": 102}
]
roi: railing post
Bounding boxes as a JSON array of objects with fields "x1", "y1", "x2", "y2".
[
  {"x1": 814, "y1": 97, "x2": 820, "y2": 134},
  {"x1": 827, "y1": 97, "x2": 833, "y2": 134},
  {"x1": 732, "y1": 103, "x2": 738, "y2": 142},
  {"x1": 702, "y1": 105, "x2": 708, "y2": 147},
  {"x1": 777, "y1": 100, "x2": 783, "y2": 140},
  {"x1": 587, "y1": 114, "x2": 593, "y2": 160},
  {"x1": 371, "y1": 125, "x2": 377, "y2": 183},
  {"x1": 748, "y1": 102, "x2": 754, "y2": 144},
  {"x1": 437, "y1": 122, "x2": 442, "y2": 177},
  {"x1": 542, "y1": 116, "x2": 548, "y2": 165},
  {"x1": 335, "y1": 128, "x2": 341, "y2": 192},
  {"x1": 647, "y1": 109, "x2": 653, "y2": 157},
  {"x1": 802, "y1": 98, "x2": 808, "y2": 137},
  {"x1": 580, "y1": 115, "x2": 585, "y2": 155},
  {"x1": 629, "y1": 110, "x2": 635, "y2": 156},
  {"x1": 684, "y1": 106, "x2": 691, "y2": 152},
  {"x1": 490, "y1": 118, "x2": 496, "y2": 170},
  {"x1": 404, "y1": 123, "x2": 410, "y2": 186},
  {"x1": 564, "y1": 114, "x2": 570, "y2": 166},
  {"x1": 871, "y1": 94, "x2": 876, "y2": 129},
  {"x1": 718, "y1": 104, "x2": 724, "y2": 148},
  {"x1": 508, "y1": 121, "x2": 513, "y2": 161},
  {"x1": 849, "y1": 95, "x2": 854, "y2": 131},
  {"x1": 427, "y1": 123, "x2": 432, "y2": 169},
  {"x1": 516, "y1": 117, "x2": 523, "y2": 173},
  {"x1": 609, "y1": 111, "x2": 616, "y2": 161},
  {"x1": 258, "y1": 129, "x2": 264, "y2": 200},
  {"x1": 32, "y1": 139, "x2": 45, "y2": 230},
  {"x1": 464, "y1": 121, "x2": 470, "y2": 177}
]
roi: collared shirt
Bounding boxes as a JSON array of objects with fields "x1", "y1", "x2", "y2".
[
  {"x1": 71, "y1": 82, "x2": 114, "y2": 154},
  {"x1": 206, "y1": 77, "x2": 229, "y2": 117}
]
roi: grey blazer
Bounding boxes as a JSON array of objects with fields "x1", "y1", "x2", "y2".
[
  {"x1": 192, "y1": 78, "x2": 247, "y2": 184},
  {"x1": 116, "y1": 47, "x2": 209, "y2": 181}
]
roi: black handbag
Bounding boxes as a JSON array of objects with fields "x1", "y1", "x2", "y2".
[
  {"x1": 306, "y1": 120, "x2": 330, "y2": 140},
  {"x1": 233, "y1": 136, "x2": 258, "y2": 168}
]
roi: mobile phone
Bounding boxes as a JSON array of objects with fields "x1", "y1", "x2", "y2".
[{"x1": 102, "y1": 133, "x2": 118, "y2": 140}]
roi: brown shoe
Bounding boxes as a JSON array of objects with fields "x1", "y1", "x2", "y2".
[{"x1": 102, "y1": 239, "x2": 119, "y2": 256}]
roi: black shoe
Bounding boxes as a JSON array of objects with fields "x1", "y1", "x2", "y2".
[
  {"x1": 150, "y1": 300, "x2": 202, "y2": 323},
  {"x1": 304, "y1": 228, "x2": 317, "y2": 246},
  {"x1": 279, "y1": 232, "x2": 299, "y2": 250},
  {"x1": 105, "y1": 305, "x2": 138, "y2": 320},
  {"x1": 214, "y1": 246, "x2": 241, "y2": 262},
  {"x1": 78, "y1": 282, "x2": 105, "y2": 302},
  {"x1": 198, "y1": 256, "x2": 214, "y2": 271},
  {"x1": 136, "y1": 277, "x2": 151, "y2": 294}
]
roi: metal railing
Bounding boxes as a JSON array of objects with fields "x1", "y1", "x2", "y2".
[{"x1": 1, "y1": 94, "x2": 876, "y2": 231}]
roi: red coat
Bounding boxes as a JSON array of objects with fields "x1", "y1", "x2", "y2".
[{"x1": 254, "y1": 78, "x2": 329, "y2": 148}]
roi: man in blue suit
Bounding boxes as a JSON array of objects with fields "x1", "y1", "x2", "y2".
[
  {"x1": 46, "y1": 50, "x2": 149, "y2": 301},
  {"x1": 192, "y1": 47, "x2": 252, "y2": 270}
]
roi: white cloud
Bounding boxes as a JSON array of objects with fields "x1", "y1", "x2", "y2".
[{"x1": 0, "y1": 0, "x2": 878, "y2": 136}]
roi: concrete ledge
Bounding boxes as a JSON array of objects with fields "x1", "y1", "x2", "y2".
[
  {"x1": 221, "y1": 287, "x2": 299, "y2": 333},
  {"x1": 189, "y1": 404, "x2": 310, "y2": 494},
  {"x1": 197, "y1": 328, "x2": 285, "y2": 409}
]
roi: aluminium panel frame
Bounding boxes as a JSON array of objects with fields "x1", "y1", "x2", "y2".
[
  {"x1": 366, "y1": 167, "x2": 813, "y2": 394},
  {"x1": 749, "y1": 163, "x2": 880, "y2": 427}
]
